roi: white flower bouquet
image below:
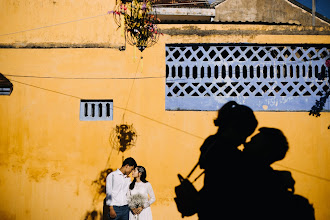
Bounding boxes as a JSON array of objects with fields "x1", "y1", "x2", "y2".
[{"x1": 128, "y1": 194, "x2": 147, "y2": 220}]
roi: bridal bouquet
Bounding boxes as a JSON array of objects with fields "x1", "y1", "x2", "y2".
[{"x1": 128, "y1": 194, "x2": 147, "y2": 220}]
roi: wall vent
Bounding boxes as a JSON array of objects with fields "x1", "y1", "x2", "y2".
[{"x1": 80, "y1": 100, "x2": 113, "y2": 121}]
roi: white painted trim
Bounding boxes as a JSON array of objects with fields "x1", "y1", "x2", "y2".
[{"x1": 152, "y1": 7, "x2": 215, "y2": 17}]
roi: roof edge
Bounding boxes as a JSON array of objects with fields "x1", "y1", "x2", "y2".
[
  {"x1": 210, "y1": 0, "x2": 226, "y2": 7},
  {"x1": 283, "y1": 0, "x2": 330, "y2": 24},
  {"x1": 211, "y1": 0, "x2": 330, "y2": 24}
]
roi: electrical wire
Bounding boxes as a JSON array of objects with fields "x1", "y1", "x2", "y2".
[
  {"x1": 3, "y1": 74, "x2": 165, "y2": 80},
  {"x1": 0, "y1": 2, "x2": 215, "y2": 38},
  {"x1": 0, "y1": 1, "x2": 211, "y2": 38},
  {"x1": 1, "y1": 1, "x2": 328, "y2": 183},
  {"x1": 0, "y1": 13, "x2": 108, "y2": 37},
  {"x1": 7, "y1": 78, "x2": 330, "y2": 182},
  {"x1": 122, "y1": 56, "x2": 142, "y2": 121},
  {"x1": 2, "y1": 54, "x2": 327, "y2": 81},
  {"x1": 8, "y1": 78, "x2": 204, "y2": 140}
]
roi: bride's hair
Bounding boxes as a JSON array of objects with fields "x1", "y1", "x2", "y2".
[{"x1": 129, "y1": 166, "x2": 148, "y2": 190}]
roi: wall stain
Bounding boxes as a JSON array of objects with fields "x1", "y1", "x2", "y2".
[
  {"x1": 161, "y1": 25, "x2": 330, "y2": 36},
  {"x1": 0, "y1": 210, "x2": 15, "y2": 220},
  {"x1": 27, "y1": 167, "x2": 48, "y2": 182},
  {"x1": 51, "y1": 172, "x2": 60, "y2": 181},
  {"x1": 11, "y1": 164, "x2": 23, "y2": 173}
]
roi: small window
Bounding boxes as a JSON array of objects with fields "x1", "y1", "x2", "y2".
[{"x1": 80, "y1": 100, "x2": 113, "y2": 121}]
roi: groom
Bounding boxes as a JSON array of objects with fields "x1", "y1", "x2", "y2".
[{"x1": 104, "y1": 157, "x2": 137, "y2": 220}]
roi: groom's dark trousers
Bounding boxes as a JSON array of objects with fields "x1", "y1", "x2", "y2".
[{"x1": 103, "y1": 198, "x2": 129, "y2": 220}]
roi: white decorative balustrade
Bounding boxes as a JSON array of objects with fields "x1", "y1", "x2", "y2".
[{"x1": 165, "y1": 44, "x2": 330, "y2": 111}]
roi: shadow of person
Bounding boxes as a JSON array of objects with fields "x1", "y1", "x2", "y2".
[
  {"x1": 174, "y1": 102, "x2": 315, "y2": 220},
  {"x1": 197, "y1": 101, "x2": 258, "y2": 219},
  {"x1": 241, "y1": 127, "x2": 315, "y2": 220}
]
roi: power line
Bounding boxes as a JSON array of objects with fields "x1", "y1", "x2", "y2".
[
  {"x1": 0, "y1": 1, "x2": 207, "y2": 37},
  {"x1": 0, "y1": 2, "x2": 212, "y2": 37},
  {"x1": 122, "y1": 56, "x2": 142, "y2": 121},
  {"x1": 274, "y1": 163, "x2": 330, "y2": 182},
  {"x1": 0, "y1": 13, "x2": 108, "y2": 37},
  {"x1": 9, "y1": 78, "x2": 203, "y2": 140},
  {"x1": 4, "y1": 74, "x2": 165, "y2": 80},
  {"x1": 8, "y1": 78, "x2": 330, "y2": 181},
  {"x1": 9, "y1": 79, "x2": 82, "y2": 100}
]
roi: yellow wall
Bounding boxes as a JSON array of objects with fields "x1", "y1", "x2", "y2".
[{"x1": 1, "y1": 1, "x2": 330, "y2": 220}]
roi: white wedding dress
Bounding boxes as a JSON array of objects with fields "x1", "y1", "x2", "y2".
[{"x1": 128, "y1": 181, "x2": 156, "y2": 220}]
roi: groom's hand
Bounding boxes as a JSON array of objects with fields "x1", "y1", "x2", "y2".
[{"x1": 109, "y1": 206, "x2": 117, "y2": 218}]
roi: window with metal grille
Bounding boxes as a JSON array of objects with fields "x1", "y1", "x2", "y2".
[
  {"x1": 165, "y1": 44, "x2": 330, "y2": 111},
  {"x1": 80, "y1": 100, "x2": 113, "y2": 121}
]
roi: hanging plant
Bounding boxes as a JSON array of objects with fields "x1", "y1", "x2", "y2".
[
  {"x1": 109, "y1": 124, "x2": 137, "y2": 153},
  {"x1": 110, "y1": 0, "x2": 161, "y2": 52}
]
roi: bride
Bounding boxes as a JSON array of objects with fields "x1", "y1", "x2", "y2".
[{"x1": 128, "y1": 166, "x2": 156, "y2": 220}]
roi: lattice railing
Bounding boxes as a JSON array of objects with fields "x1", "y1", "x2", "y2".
[{"x1": 165, "y1": 44, "x2": 330, "y2": 111}]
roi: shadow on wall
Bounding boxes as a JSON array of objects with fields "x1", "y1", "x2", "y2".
[
  {"x1": 84, "y1": 123, "x2": 137, "y2": 220},
  {"x1": 84, "y1": 168, "x2": 113, "y2": 220},
  {"x1": 174, "y1": 101, "x2": 315, "y2": 220}
]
